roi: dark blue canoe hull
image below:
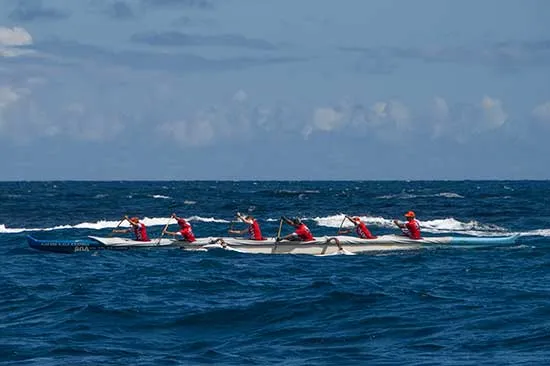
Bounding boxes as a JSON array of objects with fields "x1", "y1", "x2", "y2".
[{"x1": 27, "y1": 235, "x2": 109, "y2": 253}]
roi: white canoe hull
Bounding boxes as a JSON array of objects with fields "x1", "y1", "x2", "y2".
[
  {"x1": 183, "y1": 234, "x2": 519, "y2": 255},
  {"x1": 88, "y1": 236, "x2": 212, "y2": 248},
  {"x1": 196, "y1": 235, "x2": 433, "y2": 255},
  {"x1": 85, "y1": 234, "x2": 519, "y2": 255}
]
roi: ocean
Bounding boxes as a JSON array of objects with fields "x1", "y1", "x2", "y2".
[{"x1": 1, "y1": 181, "x2": 549, "y2": 365}]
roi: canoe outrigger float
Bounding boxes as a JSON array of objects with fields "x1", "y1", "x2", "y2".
[{"x1": 27, "y1": 234, "x2": 520, "y2": 255}]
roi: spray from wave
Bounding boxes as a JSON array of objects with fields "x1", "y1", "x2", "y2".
[
  {"x1": 311, "y1": 214, "x2": 512, "y2": 237},
  {"x1": 0, "y1": 216, "x2": 230, "y2": 233}
]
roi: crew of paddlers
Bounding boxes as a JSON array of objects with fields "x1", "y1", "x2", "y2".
[{"x1": 115, "y1": 211, "x2": 422, "y2": 243}]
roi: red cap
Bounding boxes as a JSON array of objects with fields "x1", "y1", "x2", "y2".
[{"x1": 404, "y1": 211, "x2": 415, "y2": 218}]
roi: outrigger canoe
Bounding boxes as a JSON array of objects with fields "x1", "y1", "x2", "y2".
[{"x1": 27, "y1": 234, "x2": 519, "y2": 254}]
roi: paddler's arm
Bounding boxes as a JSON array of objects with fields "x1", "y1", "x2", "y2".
[
  {"x1": 123, "y1": 216, "x2": 140, "y2": 228},
  {"x1": 337, "y1": 216, "x2": 354, "y2": 234},
  {"x1": 393, "y1": 219, "x2": 405, "y2": 229},
  {"x1": 236, "y1": 212, "x2": 253, "y2": 225},
  {"x1": 112, "y1": 216, "x2": 132, "y2": 233},
  {"x1": 281, "y1": 216, "x2": 293, "y2": 225}
]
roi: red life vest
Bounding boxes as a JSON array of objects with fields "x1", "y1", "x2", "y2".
[
  {"x1": 405, "y1": 219, "x2": 421, "y2": 239},
  {"x1": 248, "y1": 220, "x2": 264, "y2": 240},
  {"x1": 133, "y1": 223, "x2": 150, "y2": 242},
  {"x1": 356, "y1": 222, "x2": 376, "y2": 239},
  {"x1": 295, "y1": 223, "x2": 314, "y2": 241},
  {"x1": 179, "y1": 226, "x2": 196, "y2": 243}
]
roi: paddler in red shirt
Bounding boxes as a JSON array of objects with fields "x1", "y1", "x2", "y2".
[
  {"x1": 278, "y1": 216, "x2": 315, "y2": 242},
  {"x1": 228, "y1": 212, "x2": 265, "y2": 240},
  {"x1": 338, "y1": 216, "x2": 377, "y2": 239},
  {"x1": 163, "y1": 213, "x2": 196, "y2": 242},
  {"x1": 394, "y1": 211, "x2": 422, "y2": 239},
  {"x1": 113, "y1": 215, "x2": 150, "y2": 241}
]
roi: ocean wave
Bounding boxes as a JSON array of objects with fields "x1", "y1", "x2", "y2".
[
  {"x1": 267, "y1": 189, "x2": 321, "y2": 196},
  {"x1": 152, "y1": 195, "x2": 171, "y2": 199},
  {"x1": 377, "y1": 192, "x2": 464, "y2": 199},
  {"x1": 1, "y1": 216, "x2": 545, "y2": 238},
  {"x1": 437, "y1": 192, "x2": 464, "y2": 198},
  {"x1": 311, "y1": 215, "x2": 509, "y2": 236},
  {"x1": 313, "y1": 214, "x2": 388, "y2": 229},
  {"x1": 520, "y1": 229, "x2": 550, "y2": 237},
  {"x1": 187, "y1": 216, "x2": 230, "y2": 224},
  {"x1": 0, "y1": 216, "x2": 230, "y2": 233}
]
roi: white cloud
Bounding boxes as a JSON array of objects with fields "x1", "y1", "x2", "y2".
[
  {"x1": 0, "y1": 87, "x2": 21, "y2": 109},
  {"x1": 0, "y1": 27, "x2": 33, "y2": 58},
  {"x1": 60, "y1": 103, "x2": 125, "y2": 141},
  {"x1": 370, "y1": 102, "x2": 387, "y2": 120},
  {"x1": 0, "y1": 27, "x2": 32, "y2": 46},
  {"x1": 532, "y1": 101, "x2": 550, "y2": 124},
  {"x1": 369, "y1": 100, "x2": 410, "y2": 130},
  {"x1": 160, "y1": 118, "x2": 215, "y2": 146},
  {"x1": 312, "y1": 107, "x2": 344, "y2": 131},
  {"x1": 254, "y1": 105, "x2": 271, "y2": 129},
  {"x1": 0, "y1": 47, "x2": 34, "y2": 57},
  {"x1": 303, "y1": 99, "x2": 412, "y2": 140},
  {"x1": 431, "y1": 96, "x2": 450, "y2": 139},
  {"x1": 232, "y1": 89, "x2": 248, "y2": 103},
  {"x1": 0, "y1": 86, "x2": 24, "y2": 131},
  {"x1": 1, "y1": 90, "x2": 128, "y2": 142},
  {"x1": 388, "y1": 100, "x2": 410, "y2": 129},
  {"x1": 432, "y1": 96, "x2": 449, "y2": 121},
  {"x1": 426, "y1": 95, "x2": 509, "y2": 142},
  {"x1": 481, "y1": 96, "x2": 507, "y2": 129}
]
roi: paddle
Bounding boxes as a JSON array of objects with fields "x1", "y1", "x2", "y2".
[
  {"x1": 228, "y1": 212, "x2": 240, "y2": 235},
  {"x1": 157, "y1": 216, "x2": 173, "y2": 245},
  {"x1": 336, "y1": 215, "x2": 348, "y2": 235},
  {"x1": 337, "y1": 215, "x2": 357, "y2": 235},
  {"x1": 109, "y1": 216, "x2": 127, "y2": 237},
  {"x1": 275, "y1": 217, "x2": 284, "y2": 241}
]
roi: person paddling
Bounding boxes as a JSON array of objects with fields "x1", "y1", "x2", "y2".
[
  {"x1": 394, "y1": 211, "x2": 421, "y2": 239},
  {"x1": 339, "y1": 216, "x2": 377, "y2": 239},
  {"x1": 278, "y1": 216, "x2": 315, "y2": 242},
  {"x1": 113, "y1": 216, "x2": 150, "y2": 242},
  {"x1": 163, "y1": 213, "x2": 196, "y2": 243},
  {"x1": 228, "y1": 212, "x2": 265, "y2": 240}
]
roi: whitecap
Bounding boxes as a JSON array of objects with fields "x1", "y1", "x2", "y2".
[{"x1": 152, "y1": 195, "x2": 171, "y2": 199}]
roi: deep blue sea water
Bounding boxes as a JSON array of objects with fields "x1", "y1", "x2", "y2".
[{"x1": 1, "y1": 181, "x2": 550, "y2": 365}]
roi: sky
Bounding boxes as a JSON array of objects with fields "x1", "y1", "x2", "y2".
[{"x1": 0, "y1": 0, "x2": 549, "y2": 180}]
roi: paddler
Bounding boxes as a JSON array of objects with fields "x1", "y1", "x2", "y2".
[
  {"x1": 393, "y1": 211, "x2": 421, "y2": 239},
  {"x1": 163, "y1": 213, "x2": 196, "y2": 242},
  {"x1": 338, "y1": 216, "x2": 377, "y2": 239},
  {"x1": 278, "y1": 216, "x2": 315, "y2": 242},
  {"x1": 113, "y1": 216, "x2": 150, "y2": 242},
  {"x1": 228, "y1": 212, "x2": 265, "y2": 240}
]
